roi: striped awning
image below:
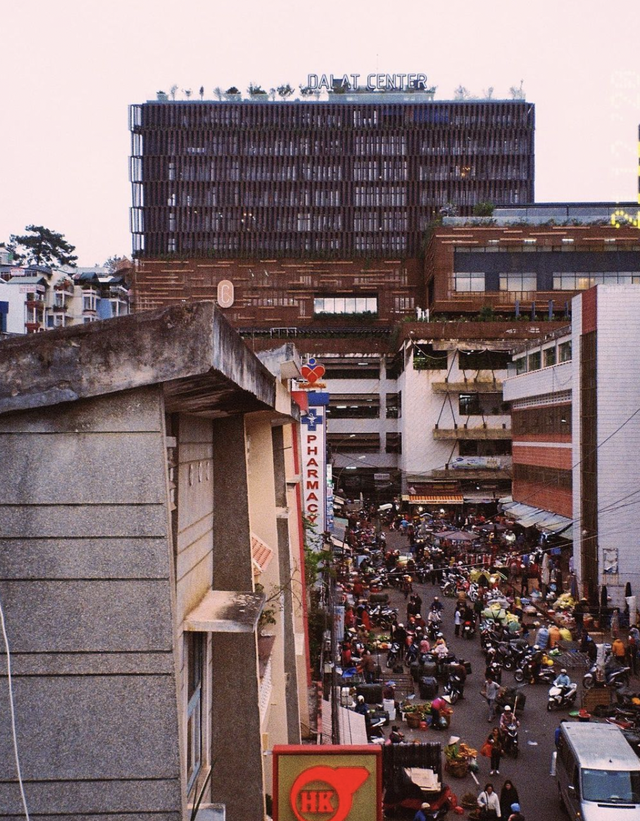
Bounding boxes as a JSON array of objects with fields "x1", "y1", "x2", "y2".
[
  {"x1": 403, "y1": 494, "x2": 465, "y2": 505},
  {"x1": 251, "y1": 533, "x2": 274, "y2": 575}
]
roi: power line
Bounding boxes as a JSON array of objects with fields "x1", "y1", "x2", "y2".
[{"x1": 0, "y1": 593, "x2": 30, "y2": 820}]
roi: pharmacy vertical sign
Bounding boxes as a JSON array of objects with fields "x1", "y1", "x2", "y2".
[{"x1": 300, "y1": 392, "x2": 329, "y2": 550}]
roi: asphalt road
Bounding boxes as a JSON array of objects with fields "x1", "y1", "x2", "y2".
[{"x1": 374, "y1": 530, "x2": 578, "y2": 819}]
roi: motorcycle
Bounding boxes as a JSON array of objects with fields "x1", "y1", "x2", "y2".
[
  {"x1": 461, "y1": 619, "x2": 476, "y2": 640},
  {"x1": 405, "y1": 640, "x2": 419, "y2": 665},
  {"x1": 443, "y1": 673, "x2": 463, "y2": 704},
  {"x1": 583, "y1": 662, "x2": 630, "y2": 690},
  {"x1": 427, "y1": 620, "x2": 442, "y2": 642},
  {"x1": 369, "y1": 603, "x2": 397, "y2": 629},
  {"x1": 386, "y1": 641, "x2": 401, "y2": 668},
  {"x1": 501, "y1": 723, "x2": 519, "y2": 758},
  {"x1": 547, "y1": 682, "x2": 578, "y2": 710},
  {"x1": 514, "y1": 659, "x2": 555, "y2": 684}
]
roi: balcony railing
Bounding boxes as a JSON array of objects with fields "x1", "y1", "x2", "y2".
[
  {"x1": 259, "y1": 656, "x2": 273, "y2": 722},
  {"x1": 433, "y1": 426, "x2": 511, "y2": 440}
]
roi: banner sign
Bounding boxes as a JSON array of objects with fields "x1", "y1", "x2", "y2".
[
  {"x1": 300, "y1": 391, "x2": 329, "y2": 547},
  {"x1": 273, "y1": 745, "x2": 382, "y2": 821},
  {"x1": 448, "y1": 456, "x2": 511, "y2": 470}
]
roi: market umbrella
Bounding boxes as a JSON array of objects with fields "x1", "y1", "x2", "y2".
[{"x1": 437, "y1": 530, "x2": 476, "y2": 542}]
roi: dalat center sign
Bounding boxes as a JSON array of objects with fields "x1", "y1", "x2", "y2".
[{"x1": 273, "y1": 746, "x2": 382, "y2": 821}]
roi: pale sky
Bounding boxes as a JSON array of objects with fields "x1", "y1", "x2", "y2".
[{"x1": 3, "y1": 0, "x2": 639, "y2": 266}]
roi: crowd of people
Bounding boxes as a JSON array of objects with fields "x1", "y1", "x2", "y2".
[{"x1": 332, "y1": 498, "x2": 640, "y2": 821}]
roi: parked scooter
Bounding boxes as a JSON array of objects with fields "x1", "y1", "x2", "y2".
[
  {"x1": 443, "y1": 672, "x2": 463, "y2": 704},
  {"x1": 514, "y1": 659, "x2": 555, "y2": 684},
  {"x1": 547, "y1": 682, "x2": 578, "y2": 710},
  {"x1": 583, "y1": 661, "x2": 630, "y2": 690}
]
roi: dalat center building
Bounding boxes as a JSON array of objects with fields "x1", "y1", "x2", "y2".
[{"x1": 130, "y1": 83, "x2": 537, "y2": 502}]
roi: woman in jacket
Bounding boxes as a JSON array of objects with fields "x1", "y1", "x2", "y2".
[
  {"x1": 477, "y1": 782, "x2": 501, "y2": 818},
  {"x1": 499, "y1": 781, "x2": 520, "y2": 819}
]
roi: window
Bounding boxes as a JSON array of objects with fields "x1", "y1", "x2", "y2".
[
  {"x1": 559, "y1": 341, "x2": 572, "y2": 362},
  {"x1": 543, "y1": 347, "x2": 557, "y2": 367},
  {"x1": 553, "y1": 273, "x2": 592, "y2": 290},
  {"x1": 499, "y1": 273, "x2": 537, "y2": 292},
  {"x1": 459, "y1": 350, "x2": 511, "y2": 371},
  {"x1": 186, "y1": 632, "x2": 204, "y2": 793},
  {"x1": 528, "y1": 351, "x2": 541, "y2": 371},
  {"x1": 582, "y1": 769, "x2": 640, "y2": 803},
  {"x1": 328, "y1": 395, "x2": 380, "y2": 419},
  {"x1": 386, "y1": 393, "x2": 400, "y2": 419},
  {"x1": 314, "y1": 295, "x2": 378, "y2": 315},
  {"x1": 413, "y1": 344, "x2": 448, "y2": 370},
  {"x1": 512, "y1": 405, "x2": 571, "y2": 436},
  {"x1": 386, "y1": 433, "x2": 402, "y2": 454},
  {"x1": 515, "y1": 357, "x2": 526, "y2": 374},
  {"x1": 459, "y1": 393, "x2": 482, "y2": 416},
  {"x1": 513, "y1": 464, "x2": 572, "y2": 490},
  {"x1": 454, "y1": 272, "x2": 485, "y2": 292},
  {"x1": 551, "y1": 272, "x2": 640, "y2": 290},
  {"x1": 327, "y1": 433, "x2": 380, "y2": 452}
]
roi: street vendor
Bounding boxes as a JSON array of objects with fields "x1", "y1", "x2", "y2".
[{"x1": 413, "y1": 803, "x2": 431, "y2": 821}]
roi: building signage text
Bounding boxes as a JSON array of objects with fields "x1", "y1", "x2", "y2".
[
  {"x1": 300, "y1": 404, "x2": 327, "y2": 541},
  {"x1": 307, "y1": 73, "x2": 428, "y2": 92},
  {"x1": 273, "y1": 746, "x2": 382, "y2": 821}
]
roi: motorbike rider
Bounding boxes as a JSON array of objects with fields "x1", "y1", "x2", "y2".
[
  {"x1": 430, "y1": 595, "x2": 444, "y2": 613},
  {"x1": 392, "y1": 622, "x2": 407, "y2": 659},
  {"x1": 448, "y1": 658, "x2": 467, "y2": 698},
  {"x1": 499, "y1": 705, "x2": 519, "y2": 735},
  {"x1": 553, "y1": 668, "x2": 572, "y2": 692},
  {"x1": 529, "y1": 644, "x2": 544, "y2": 683},
  {"x1": 354, "y1": 694, "x2": 368, "y2": 716},
  {"x1": 427, "y1": 607, "x2": 442, "y2": 628}
]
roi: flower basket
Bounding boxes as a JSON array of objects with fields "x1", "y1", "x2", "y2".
[{"x1": 445, "y1": 759, "x2": 468, "y2": 778}]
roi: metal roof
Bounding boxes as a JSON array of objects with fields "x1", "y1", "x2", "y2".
[{"x1": 562, "y1": 722, "x2": 640, "y2": 770}]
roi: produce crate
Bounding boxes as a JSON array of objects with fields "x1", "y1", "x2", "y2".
[{"x1": 581, "y1": 687, "x2": 612, "y2": 711}]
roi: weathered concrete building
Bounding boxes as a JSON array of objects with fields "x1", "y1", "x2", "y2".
[{"x1": 0, "y1": 302, "x2": 309, "y2": 820}]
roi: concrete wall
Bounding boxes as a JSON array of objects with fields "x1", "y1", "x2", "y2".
[
  {"x1": 399, "y1": 345, "x2": 510, "y2": 484},
  {"x1": 594, "y1": 286, "x2": 640, "y2": 608},
  {"x1": 0, "y1": 386, "x2": 184, "y2": 820}
]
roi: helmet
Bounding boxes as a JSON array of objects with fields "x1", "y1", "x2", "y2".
[
  {"x1": 398, "y1": 623, "x2": 404, "y2": 628},
  {"x1": 503, "y1": 705, "x2": 512, "y2": 712},
  {"x1": 561, "y1": 668, "x2": 567, "y2": 674},
  {"x1": 434, "y1": 596, "x2": 440, "y2": 601},
  {"x1": 357, "y1": 695, "x2": 365, "y2": 703},
  {"x1": 533, "y1": 645, "x2": 540, "y2": 651}
]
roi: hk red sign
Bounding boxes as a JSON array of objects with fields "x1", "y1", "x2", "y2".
[{"x1": 273, "y1": 746, "x2": 381, "y2": 821}]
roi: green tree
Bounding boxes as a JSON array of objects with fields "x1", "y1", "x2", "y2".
[
  {"x1": 103, "y1": 255, "x2": 130, "y2": 273},
  {"x1": 9, "y1": 225, "x2": 77, "y2": 268},
  {"x1": 473, "y1": 201, "x2": 495, "y2": 217}
]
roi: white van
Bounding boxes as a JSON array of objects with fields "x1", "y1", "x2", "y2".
[{"x1": 552, "y1": 722, "x2": 640, "y2": 820}]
